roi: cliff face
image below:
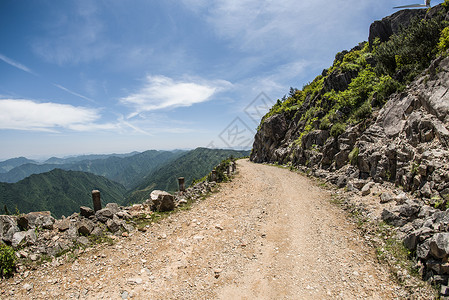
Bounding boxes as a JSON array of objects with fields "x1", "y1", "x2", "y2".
[{"x1": 251, "y1": 5, "x2": 449, "y2": 202}]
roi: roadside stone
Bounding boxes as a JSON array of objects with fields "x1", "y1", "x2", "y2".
[
  {"x1": 80, "y1": 206, "x2": 94, "y2": 218},
  {"x1": 77, "y1": 236, "x2": 89, "y2": 246},
  {"x1": 380, "y1": 192, "x2": 394, "y2": 203},
  {"x1": 116, "y1": 211, "x2": 132, "y2": 220},
  {"x1": 56, "y1": 218, "x2": 70, "y2": 232},
  {"x1": 150, "y1": 190, "x2": 175, "y2": 212},
  {"x1": 105, "y1": 203, "x2": 121, "y2": 215},
  {"x1": 0, "y1": 215, "x2": 20, "y2": 243},
  {"x1": 417, "y1": 239, "x2": 432, "y2": 259},
  {"x1": 361, "y1": 183, "x2": 372, "y2": 196},
  {"x1": 12, "y1": 229, "x2": 37, "y2": 248},
  {"x1": 381, "y1": 208, "x2": 405, "y2": 226},
  {"x1": 17, "y1": 211, "x2": 54, "y2": 230},
  {"x1": 394, "y1": 193, "x2": 408, "y2": 205},
  {"x1": 441, "y1": 285, "x2": 449, "y2": 296},
  {"x1": 430, "y1": 233, "x2": 449, "y2": 259},
  {"x1": 106, "y1": 218, "x2": 121, "y2": 233},
  {"x1": 77, "y1": 219, "x2": 94, "y2": 236},
  {"x1": 127, "y1": 277, "x2": 143, "y2": 285},
  {"x1": 96, "y1": 208, "x2": 114, "y2": 223},
  {"x1": 214, "y1": 268, "x2": 222, "y2": 279},
  {"x1": 121, "y1": 291, "x2": 129, "y2": 299}
]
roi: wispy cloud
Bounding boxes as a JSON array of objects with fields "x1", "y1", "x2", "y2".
[
  {"x1": 120, "y1": 75, "x2": 231, "y2": 118},
  {"x1": 31, "y1": 1, "x2": 109, "y2": 65},
  {"x1": 0, "y1": 99, "x2": 115, "y2": 132},
  {"x1": 52, "y1": 83, "x2": 96, "y2": 104},
  {"x1": 0, "y1": 53, "x2": 35, "y2": 75},
  {"x1": 181, "y1": 0, "x2": 379, "y2": 56}
]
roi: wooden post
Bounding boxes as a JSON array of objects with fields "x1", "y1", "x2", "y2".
[
  {"x1": 92, "y1": 190, "x2": 102, "y2": 212},
  {"x1": 178, "y1": 177, "x2": 185, "y2": 192},
  {"x1": 211, "y1": 170, "x2": 217, "y2": 182},
  {"x1": 227, "y1": 165, "x2": 231, "y2": 176},
  {"x1": 232, "y1": 162, "x2": 236, "y2": 173}
]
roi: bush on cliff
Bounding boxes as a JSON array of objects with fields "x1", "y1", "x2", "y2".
[{"x1": 0, "y1": 243, "x2": 16, "y2": 278}]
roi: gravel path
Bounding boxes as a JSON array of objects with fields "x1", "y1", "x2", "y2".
[{"x1": 1, "y1": 159, "x2": 403, "y2": 299}]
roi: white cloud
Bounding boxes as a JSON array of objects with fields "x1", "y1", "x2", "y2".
[
  {"x1": 120, "y1": 75, "x2": 230, "y2": 118},
  {"x1": 0, "y1": 99, "x2": 115, "y2": 132}
]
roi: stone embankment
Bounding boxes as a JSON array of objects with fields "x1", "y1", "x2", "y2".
[{"x1": 0, "y1": 180, "x2": 217, "y2": 268}]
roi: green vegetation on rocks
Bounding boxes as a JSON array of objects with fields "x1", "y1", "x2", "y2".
[{"x1": 259, "y1": 6, "x2": 448, "y2": 147}]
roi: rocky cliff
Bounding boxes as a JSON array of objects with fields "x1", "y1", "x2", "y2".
[
  {"x1": 251, "y1": 3, "x2": 449, "y2": 295},
  {"x1": 251, "y1": 4, "x2": 449, "y2": 198}
]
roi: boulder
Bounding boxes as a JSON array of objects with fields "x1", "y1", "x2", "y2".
[
  {"x1": 12, "y1": 229, "x2": 37, "y2": 248},
  {"x1": 361, "y1": 183, "x2": 373, "y2": 196},
  {"x1": 17, "y1": 211, "x2": 54, "y2": 230},
  {"x1": 96, "y1": 208, "x2": 114, "y2": 223},
  {"x1": 80, "y1": 206, "x2": 94, "y2": 218},
  {"x1": 106, "y1": 218, "x2": 121, "y2": 233},
  {"x1": 0, "y1": 215, "x2": 20, "y2": 243},
  {"x1": 105, "y1": 203, "x2": 121, "y2": 214},
  {"x1": 381, "y1": 208, "x2": 406, "y2": 227},
  {"x1": 430, "y1": 233, "x2": 449, "y2": 259},
  {"x1": 56, "y1": 218, "x2": 71, "y2": 232},
  {"x1": 150, "y1": 190, "x2": 176, "y2": 212},
  {"x1": 398, "y1": 200, "x2": 420, "y2": 219},
  {"x1": 417, "y1": 239, "x2": 432, "y2": 260},
  {"x1": 380, "y1": 192, "x2": 394, "y2": 203},
  {"x1": 77, "y1": 219, "x2": 94, "y2": 236},
  {"x1": 116, "y1": 211, "x2": 132, "y2": 220}
]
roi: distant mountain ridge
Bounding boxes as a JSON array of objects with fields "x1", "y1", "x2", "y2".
[
  {"x1": 126, "y1": 148, "x2": 250, "y2": 205},
  {"x1": 0, "y1": 148, "x2": 249, "y2": 217},
  {"x1": 0, "y1": 150, "x2": 184, "y2": 188},
  {"x1": 0, "y1": 169, "x2": 127, "y2": 218},
  {"x1": 0, "y1": 157, "x2": 37, "y2": 173}
]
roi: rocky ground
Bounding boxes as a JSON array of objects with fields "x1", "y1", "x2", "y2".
[{"x1": 0, "y1": 160, "x2": 435, "y2": 299}]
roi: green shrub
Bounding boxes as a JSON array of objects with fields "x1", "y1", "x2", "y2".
[
  {"x1": 319, "y1": 115, "x2": 331, "y2": 130},
  {"x1": 352, "y1": 101, "x2": 372, "y2": 122},
  {"x1": 374, "y1": 17, "x2": 444, "y2": 83},
  {"x1": 348, "y1": 147, "x2": 360, "y2": 165},
  {"x1": 330, "y1": 122, "x2": 346, "y2": 137},
  {"x1": 438, "y1": 26, "x2": 449, "y2": 55},
  {"x1": 0, "y1": 243, "x2": 16, "y2": 278}
]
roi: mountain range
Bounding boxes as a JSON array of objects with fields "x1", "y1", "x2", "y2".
[{"x1": 0, "y1": 148, "x2": 249, "y2": 217}]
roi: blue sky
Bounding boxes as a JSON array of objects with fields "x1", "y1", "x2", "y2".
[{"x1": 0, "y1": 0, "x2": 443, "y2": 160}]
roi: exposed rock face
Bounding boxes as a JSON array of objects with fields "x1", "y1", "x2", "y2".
[
  {"x1": 356, "y1": 56, "x2": 449, "y2": 197},
  {"x1": 368, "y1": 9, "x2": 426, "y2": 45},
  {"x1": 252, "y1": 56, "x2": 449, "y2": 198},
  {"x1": 0, "y1": 215, "x2": 20, "y2": 243},
  {"x1": 251, "y1": 114, "x2": 289, "y2": 163}
]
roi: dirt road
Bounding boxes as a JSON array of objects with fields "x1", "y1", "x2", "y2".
[{"x1": 1, "y1": 159, "x2": 403, "y2": 299}]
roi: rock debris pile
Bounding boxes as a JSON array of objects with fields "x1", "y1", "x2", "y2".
[{"x1": 0, "y1": 180, "x2": 218, "y2": 268}]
